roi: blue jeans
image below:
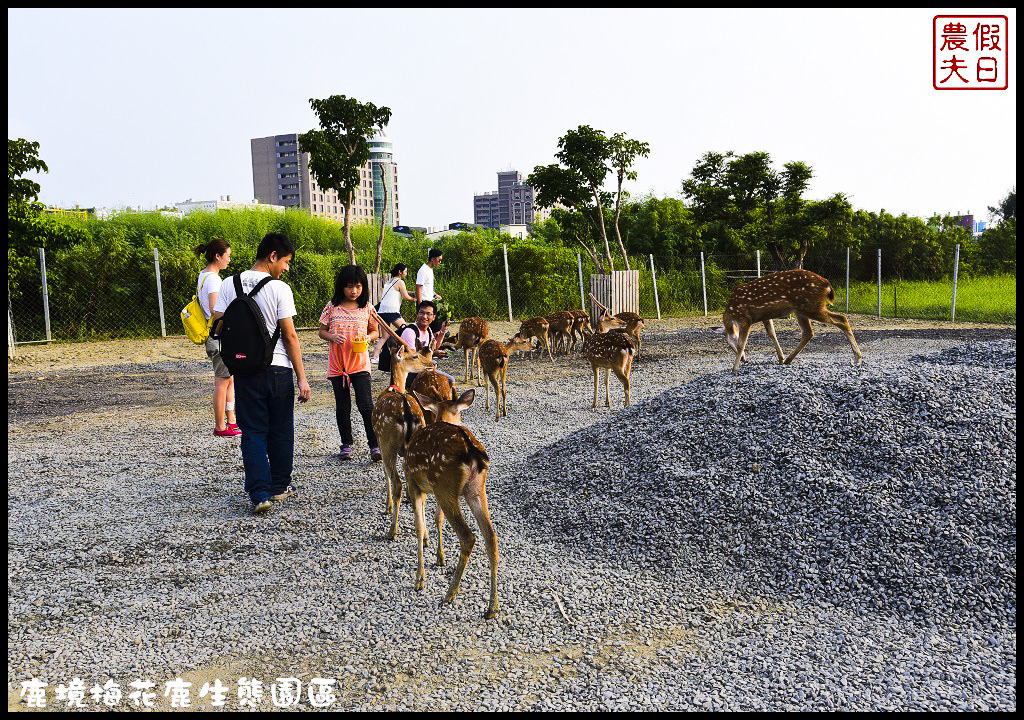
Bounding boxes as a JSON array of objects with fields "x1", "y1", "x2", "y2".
[{"x1": 234, "y1": 365, "x2": 295, "y2": 504}]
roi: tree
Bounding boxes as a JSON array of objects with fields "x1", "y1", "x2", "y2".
[
  {"x1": 556, "y1": 125, "x2": 615, "y2": 271},
  {"x1": 528, "y1": 162, "x2": 610, "y2": 272},
  {"x1": 298, "y1": 95, "x2": 392, "y2": 265},
  {"x1": 608, "y1": 133, "x2": 651, "y2": 272},
  {"x1": 8, "y1": 138, "x2": 49, "y2": 252},
  {"x1": 988, "y1": 187, "x2": 1016, "y2": 223}
]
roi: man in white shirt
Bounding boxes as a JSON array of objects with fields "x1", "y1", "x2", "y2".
[
  {"x1": 211, "y1": 232, "x2": 311, "y2": 515},
  {"x1": 415, "y1": 248, "x2": 443, "y2": 333}
]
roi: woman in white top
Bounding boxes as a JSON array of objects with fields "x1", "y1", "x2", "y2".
[
  {"x1": 195, "y1": 238, "x2": 239, "y2": 437},
  {"x1": 370, "y1": 263, "x2": 416, "y2": 362}
]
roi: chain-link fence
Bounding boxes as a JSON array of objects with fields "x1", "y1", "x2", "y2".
[{"x1": 7, "y1": 243, "x2": 1015, "y2": 353}]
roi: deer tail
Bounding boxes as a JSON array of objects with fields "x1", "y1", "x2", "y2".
[{"x1": 456, "y1": 426, "x2": 490, "y2": 473}]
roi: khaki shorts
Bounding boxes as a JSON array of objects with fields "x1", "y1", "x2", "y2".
[{"x1": 205, "y1": 336, "x2": 231, "y2": 379}]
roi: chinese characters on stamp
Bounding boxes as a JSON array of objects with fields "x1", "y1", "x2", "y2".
[{"x1": 934, "y1": 15, "x2": 1009, "y2": 90}]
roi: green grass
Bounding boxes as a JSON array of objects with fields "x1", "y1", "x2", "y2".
[{"x1": 840, "y1": 275, "x2": 1015, "y2": 323}]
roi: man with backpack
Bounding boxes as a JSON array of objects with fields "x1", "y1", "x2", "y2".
[{"x1": 211, "y1": 232, "x2": 311, "y2": 515}]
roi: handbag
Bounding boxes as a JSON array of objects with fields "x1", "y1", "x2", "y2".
[{"x1": 181, "y1": 275, "x2": 213, "y2": 345}]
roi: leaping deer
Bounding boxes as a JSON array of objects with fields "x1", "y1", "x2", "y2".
[
  {"x1": 403, "y1": 389, "x2": 500, "y2": 619},
  {"x1": 719, "y1": 269, "x2": 863, "y2": 373}
]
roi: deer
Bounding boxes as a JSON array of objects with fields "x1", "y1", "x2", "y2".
[
  {"x1": 370, "y1": 340, "x2": 437, "y2": 541},
  {"x1": 408, "y1": 369, "x2": 459, "y2": 424},
  {"x1": 612, "y1": 311, "x2": 645, "y2": 356},
  {"x1": 719, "y1": 268, "x2": 863, "y2": 373},
  {"x1": 568, "y1": 310, "x2": 592, "y2": 353},
  {"x1": 403, "y1": 389, "x2": 500, "y2": 619},
  {"x1": 581, "y1": 312, "x2": 634, "y2": 408},
  {"x1": 453, "y1": 316, "x2": 489, "y2": 386},
  {"x1": 477, "y1": 333, "x2": 537, "y2": 422},
  {"x1": 545, "y1": 311, "x2": 575, "y2": 355},
  {"x1": 519, "y1": 316, "x2": 554, "y2": 361}
]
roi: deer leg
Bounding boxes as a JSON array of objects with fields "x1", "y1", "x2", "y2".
[
  {"x1": 385, "y1": 448, "x2": 403, "y2": 541},
  {"x1": 466, "y1": 474, "x2": 499, "y2": 619},
  {"x1": 483, "y1": 373, "x2": 492, "y2": 412},
  {"x1": 763, "y1": 319, "x2": 786, "y2": 364},
  {"x1": 591, "y1": 364, "x2": 600, "y2": 408},
  {"x1": 826, "y1": 311, "x2": 863, "y2": 365},
  {"x1": 498, "y1": 367, "x2": 507, "y2": 421},
  {"x1": 544, "y1": 334, "x2": 554, "y2": 362},
  {"x1": 731, "y1": 324, "x2": 753, "y2": 373},
  {"x1": 463, "y1": 348, "x2": 471, "y2": 384},
  {"x1": 604, "y1": 368, "x2": 612, "y2": 407},
  {"x1": 434, "y1": 500, "x2": 446, "y2": 567},
  {"x1": 435, "y1": 490, "x2": 475, "y2": 607},
  {"x1": 614, "y1": 356, "x2": 631, "y2": 407},
  {"x1": 412, "y1": 486, "x2": 428, "y2": 591},
  {"x1": 784, "y1": 315, "x2": 814, "y2": 364}
]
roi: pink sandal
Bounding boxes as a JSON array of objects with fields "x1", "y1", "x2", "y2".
[{"x1": 214, "y1": 426, "x2": 242, "y2": 437}]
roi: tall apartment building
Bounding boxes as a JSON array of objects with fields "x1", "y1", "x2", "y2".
[
  {"x1": 251, "y1": 133, "x2": 399, "y2": 226},
  {"x1": 473, "y1": 170, "x2": 546, "y2": 228}
]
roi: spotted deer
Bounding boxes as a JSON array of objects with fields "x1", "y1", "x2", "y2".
[
  {"x1": 720, "y1": 268, "x2": 863, "y2": 373},
  {"x1": 519, "y1": 316, "x2": 553, "y2": 361},
  {"x1": 404, "y1": 389, "x2": 499, "y2": 619},
  {"x1": 454, "y1": 317, "x2": 489, "y2": 385},
  {"x1": 408, "y1": 368, "x2": 459, "y2": 424},
  {"x1": 581, "y1": 313, "x2": 633, "y2": 408},
  {"x1": 612, "y1": 311, "x2": 645, "y2": 355},
  {"x1": 369, "y1": 340, "x2": 436, "y2": 541},
  {"x1": 545, "y1": 311, "x2": 575, "y2": 355},
  {"x1": 569, "y1": 310, "x2": 593, "y2": 353},
  {"x1": 478, "y1": 333, "x2": 536, "y2": 422}
]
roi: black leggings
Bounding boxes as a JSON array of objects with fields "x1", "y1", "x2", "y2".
[{"x1": 330, "y1": 372, "x2": 378, "y2": 448}]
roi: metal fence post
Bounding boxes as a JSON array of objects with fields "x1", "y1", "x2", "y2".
[
  {"x1": 7, "y1": 284, "x2": 15, "y2": 358},
  {"x1": 845, "y1": 246, "x2": 850, "y2": 313},
  {"x1": 577, "y1": 253, "x2": 586, "y2": 312},
  {"x1": 154, "y1": 247, "x2": 167, "y2": 337},
  {"x1": 876, "y1": 248, "x2": 882, "y2": 319},
  {"x1": 39, "y1": 247, "x2": 52, "y2": 342},
  {"x1": 756, "y1": 249, "x2": 761, "y2": 278},
  {"x1": 502, "y1": 243, "x2": 513, "y2": 322},
  {"x1": 951, "y1": 243, "x2": 961, "y2": 322},
  {"x1": 649, "y1": 254, "x2": 661, "y2": 320},
  {"x1": 700, "y1": 251, "x2": 708, "y2": 317}
]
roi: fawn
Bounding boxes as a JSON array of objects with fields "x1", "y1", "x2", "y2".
[
  {"x1": 720, "y1": 269, "x2": 863, "y2": 373},
  {"x1": 370, "y1": 340, "x2": 435, "y2": 541},
  {"x1": 545, "y1": 311, "x2": 575, "y2": 355},
  {"x1": 581, "y1": 313, "x2": 634, "y2": 408},
  {"x1": 477, "y1": 333, "x2": 537, "y2": 422},
  {"x1": 404, "y1": 389, "x2": 500, "y2": 619},
  {"x1": 612, "y1": 311, "x2": 645, "y2": 355}
]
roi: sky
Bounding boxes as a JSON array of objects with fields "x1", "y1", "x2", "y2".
[{"x1": 8, "y1": 8, "x2": 1017, "y2": 228}]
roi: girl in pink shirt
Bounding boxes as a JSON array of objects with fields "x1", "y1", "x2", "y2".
[{"x1": 319, "y1": 265, "x2": 381, "y2": 462}]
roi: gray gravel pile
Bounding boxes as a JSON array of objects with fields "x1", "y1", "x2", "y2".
[{"x1": 510, "y1": 340, "x2": 1017, "y2": 628}]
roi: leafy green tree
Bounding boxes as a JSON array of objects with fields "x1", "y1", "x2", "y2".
[
  {"x1": 528, "y1": 162, "x2": 610, "y2": 272},
  {"x1": 608, "y1": 132, "x2": 650, "y2": 272},
  {"x1": 988, "y1": 187, "x2": 1016, "y2": 223},
  {"x1": 8, "y1": 138, "x2": 49, "y2": 253},
  {"x1": 298, "y1": 95, "x2": 392, "y2": 265}
]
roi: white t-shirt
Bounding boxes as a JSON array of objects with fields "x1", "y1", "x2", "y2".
[
  {"x1": 213, "y1": 271, "x2": 297, "y2": 369},
  {"x1": 415, "y1": 263, "x2": 435, "y2": 300},
  {"x1": 197, "y1": 271, "x2": 223, "y2": 320}
]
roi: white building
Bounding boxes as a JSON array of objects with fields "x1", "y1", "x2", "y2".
[{"x1": 175, "y1": 196, "x2": 285, "y2": 214}]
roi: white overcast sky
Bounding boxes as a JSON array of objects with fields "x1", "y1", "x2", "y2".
[{"x1": 7, "y1": 8, "x2": 1017, "y2": 227}]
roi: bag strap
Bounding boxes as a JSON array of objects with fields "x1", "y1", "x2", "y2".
[{"x1": 382, "y1": 277, "x2": 400, "y2": 297}]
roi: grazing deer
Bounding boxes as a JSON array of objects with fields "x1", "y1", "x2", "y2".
[
  {"x1": 478, "y1": 333, "x2": 536, "y2": 422},
  {"x1": 404, "y1": 389, "x2": 500, "y2": 619},
  {"x1": 370, "y1": 341, "x2": 435, "y2": 541},
  {"x1": 545, "y1": 311, "x2": 575, "y2": 355},
  {"x1": 453, "y1": 317, "x2": 489, "y2": 386},
  {"x1": 612, "y1": 311, "x2": 645, "y2": 355},
  {"x1": 720, "y1": 268, "x2": 863, "y2": 373},
  {"x1": 519, "y1": 316, "x2": 554, "y2": 361},
  {"x1": 569, "y1": 310, "x2": 592, "y2": 353},
  {"x1": 581, "y1": 313, "x2": 634, "y2": 408}
]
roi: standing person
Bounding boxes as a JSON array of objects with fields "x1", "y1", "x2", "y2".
[
  {"x1": 195, "y1": 237, "x2": 239, "y2": 437},
  {"x1": 400, "y1": 300, "x2": 453, "y2": 391},
  {"x1": 211, "y1": 232, "x2": 311, "y2": 515},
  {"x1": 415, "y1": 248, "x2": 445, "y2": 334},
  {"x1": 319, "y1": 265, "x2": 382, "y2": 463},
  {"x1": 369, "y1": 263, "x2": 416, "y2": 363}
]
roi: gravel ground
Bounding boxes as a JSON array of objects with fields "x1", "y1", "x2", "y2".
[{"x1": 6, "y1": 317, "x2": 1017, "y2": 711}]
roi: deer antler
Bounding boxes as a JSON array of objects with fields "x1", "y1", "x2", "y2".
[
  {"x1": 368, "y1": 306, "x2": 415, "y2": 352},
  {"x1": 588, "y1": 293, "x2": 610, "y2": 314}
]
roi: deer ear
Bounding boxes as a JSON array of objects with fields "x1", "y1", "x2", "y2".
[
  {"x1": 412, "y1": 391, "x2": 438, "y2": 414},
  {"x1": 456, "y1": 388, "x2": 476, "y2": 409}
]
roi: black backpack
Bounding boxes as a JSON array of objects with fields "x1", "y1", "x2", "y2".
[
  {"x1": 378, "y1": 323, "x2": 432, "y2": 374},
  {"x1": 215, "y1": 275, "x2": 282, "y2": 376}
]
